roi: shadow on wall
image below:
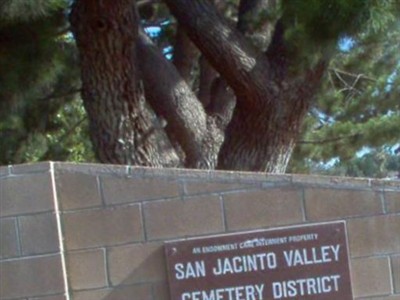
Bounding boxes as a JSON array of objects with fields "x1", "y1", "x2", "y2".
[{"x1": 69, "y1": 243, "x2": 170, "y2": 300}]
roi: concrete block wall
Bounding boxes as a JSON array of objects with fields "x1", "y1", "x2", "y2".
[
  {"x1": 0, "y1": 162, "x2": 399, "y2": 300},
  {"x1": 0, "y1": 163, "x2": 65, "y2": 300}
]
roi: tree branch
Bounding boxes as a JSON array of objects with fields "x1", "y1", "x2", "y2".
[
  {"x1": 163, "y1": 0, "x2": 275, "y2": 101},
  {"x1": 173, "y1": 25, "x2": 199, "y2": 83},
  {"x1": 38, "y1": 87, "x2": 81, "y2": 102},
  {"x1": 298, "y1": 133, "x2": 361, "y2": 145},
  {"x1": 198, "y1": 55, "x2": 217, "y2": 107},
  {"x1": 197, "y1": 0, "x2": 234, "y2": 110},
  {"x1": 59, "y1": 117, "x2": 87, "y2": 144},
  {"x1": 329, "y1": 68, "x2": 376, "y2": 82},
  {"x1": 137, "y1": 30, "x2": 209, "y2": 166}
]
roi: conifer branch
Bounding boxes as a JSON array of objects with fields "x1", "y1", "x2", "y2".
[
  {"x1": 298, "y1": 133, "x2": 361, "y2": 145},
  {"x1": 58, "y1": 116, "x2": 87, "y2": 144},
  {"x1": 38, "y1": 116, "x2": 87, "y2": 161},
  {"x1": 39, "y1": 88, "x2": 82, "y2": 102},
  {"x1": 329, "y1": 68, "x2": 376, "y2": 82}
]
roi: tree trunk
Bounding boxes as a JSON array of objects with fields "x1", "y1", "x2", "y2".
[
  {"x1": 70, "y1": 0, "x2": 178, "y2": 166},
  {"x1": 137, "y1": 31, "x2": 221, "y2": 168},
  {"x1": 165, "y1": 0, "x2": 328, "y2": 173},
  {"x1": 173, "y1": 25, "x2": 199, "y2": 84},
  {"x1": 71, "y1": 0, "x2": 330, "y2": 173},
  {"x1": 217, "y1": 69, "x2": 325, "y2": 172}
]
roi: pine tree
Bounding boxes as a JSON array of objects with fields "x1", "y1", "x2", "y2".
[
  {"x1": 0, "y1": 0, "x2": 93, "y2": 164},
  {"x1": 1, "y1": 0, "x2": 399, "y2": 176},
  {"x1": 289, "y1": 2, "x2": 400, "y2": 175}
]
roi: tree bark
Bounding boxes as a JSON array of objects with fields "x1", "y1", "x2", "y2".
[
  {"x1": 218, "y1": 63, "x2": 326, "y2": 172},
  {"x1": 173, "y1": 25, "x2": 199, "y2": 84},
  {"x1": 164, "y1": 0, "x2": 275, "y2": 99},
  {"x1": 164, "y1": 0, "x2": 328, "y2": 172},
  {"x1": 238, "y1": 0, "x2": 277, "y2": 51},
  {"x1": 70, "y1": 0, "x2": 178, "y2": 166},
  {"x1": 71, "y1": 0, "x2": 330, "y2": 173},
  {"x1": 198, "y1": 56, "x2": 217, "y2": 108},
  {"x1": 138, "y1": 31, "x2": 222, "y2": 168}
]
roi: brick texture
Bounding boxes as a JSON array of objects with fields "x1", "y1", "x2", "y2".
[
  {"x1": 63, "y1": 205, "x2": 143, "y2": 250},
  {"x1": 292, "y1": 174, "x2": 370, "y2": 187},
  {"x1": 304, "y1": 188, "x2": 382, "y2": 221},
  {"x1": 72, "y1": 285, "x2": 153, "y2": 300},
  {"x1": 0, "y1": 218, "x2": 19, "y2": 259},
  {"x1": 223, "y1": 189, "x2": 303, "y2": 231},
  {"x1": 0, "y1": 174, "x2": 53, "y2": 217},
  {"x1": 152, "y1": 282, "x2": 170, "y2": 300},
  {"x1": 67, "y1": 249, "x2": 107, "y2": 290},
  {"x1": 0, "y1": 254, "x2": 64, "y2": 299},
  {"x1": 102, "y1": 176, "x2": 180, "y2": 205},
  {"x1": 393, "y1": 255, "x2": 400, "y2": 293},
  {"x1": 357, "y1": 296, "x2": 400, "y2": 300},
  {"x1": 56, "y1": 172, "x2": 101, "y2": 210},
  {"x1": 348, "y1": 214, "x2": 400, "y2": 257},
  {"x1": 0, "y1": 162, "x2": 399, "y2": 300},
  {"x1": 184, "y1": 181, "x2": 250, "y2": 195},
  {"x1": 30, "y1": 295, "x2": 67, "y2": 300},
  {"x1": 0, "y1": 166, "x2": 9, "y2": 177},
  {"x1": 386, "y1": 191, "x2": 400, "y2": 213},
  {"x1": 10, "y1": 162, "x2": 50, "y2": 175},
  {"x1": 19, "y1": 213, "x2": 59, "y2": 255},
  {"x1": 108, "y1": 243, "x2": 166, "y2": 286},
  {"x1": 351, "y1": 257, "x2": 392, "y2": 298},
  {"x1": 144, "y1": 196, "x2": 223, "y2": 240}
]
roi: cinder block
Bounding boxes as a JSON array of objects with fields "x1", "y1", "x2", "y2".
[
  {"x1": 102, "y1": 176, "x2": 180, "y2": 205},
  {"x1": 144, "y1": 196, "x2": 223, "y2": 240},
  {"x1": 108, "y1": 243, "x2": 166, "y2": 286},
  {"x1": 371, "y1": 179, "x2": 400, "y2": 191},
  {"x1": 0, "y1": 254, "x2": 64, "y2": 299},
  {"x1": 393, "y1": 255, "x2": 400, "y2": 293},
  {"x1": 19, "y1": 213, "x2": 59, "y2": 255},
  {"x1": 304, "y1": 188, "x2": 382, "y2": 221},
  {"x1": 184, "y1": 181, "x2": 250, "y2": 195},
  {"x1": 63, "y1": 205, "x2": 143, "y2": 250},
  {"x1": 0, "y1": 218, "x2": 19, "y2": 259},
  {"x1": 386, "y1": 191, "x2": 400, "y2": 213},
  {"x1": 72, "y1": 285, "x2": 153, "y2": 300},
  {"x1": 66, "y1": 249, "x2": 107, "y2": 290},
  {"x1": 30, "y1": 295, "x2": 67, "y2": 300},
  {"x1": 357, "y1": 295, "x2": 400, "y2": 300},
  {"x1": 223, "y1": 189, "x2": 303, "y2": 231},
  {"x1": 292, "y1": 174, "x2": 370, "y2": 188},
  {"x1": 56, "y1": 172, "x2": 101, "y2": 210},
  {"x1": 0, "y1": 174, "x2": 54, "y2": 217},
  {"x1": 152, "y1": 282, "x2": 170, "y2": 300},
  {"x1": 54, "y1": 162, "x2": 128, "y2": 176},
  {"x1": 11, "y1": 162, "x2": 51, "y2": 175},
  {"x1": 351, "y1": 256, "x2": 391, "y2": 298},
  {"x1": 348, "y1": 214, "x2": 400, "y2": 257},
  {"x1": 0, "y1": 166, "x2": 9, "y2": 177}
]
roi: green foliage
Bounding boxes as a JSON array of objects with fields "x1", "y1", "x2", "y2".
[
  {"x1": 0, "y1": 16, "x2": 66, "y2": 107},
  {"x1": 0, "y1": 0, "x2": 94, "y2": 164},
  {"x1": 299, "y1": 148, "x2": 400, "y2": 179},
  {"x1": 281, "y1": 0, "x2": 399, "y2": 72},
  {"x1": 41, "y1": 98, "x2": 94, "y2": 163},
  {"x1": 0, "y1": 0, "x2": 398, "y2": 178},
  {"x1": 283, "y1": 0, "x2": 396, "y2": 41},
  {"x1": 0, "y1": 0, "x2": 66, "y2": 22},
  {"x1": 290, "y1": 2, "x2": 400, "y2": 177},
  {"x1": 0, "y1": 96, "x2": 94, "y2": 164}
]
